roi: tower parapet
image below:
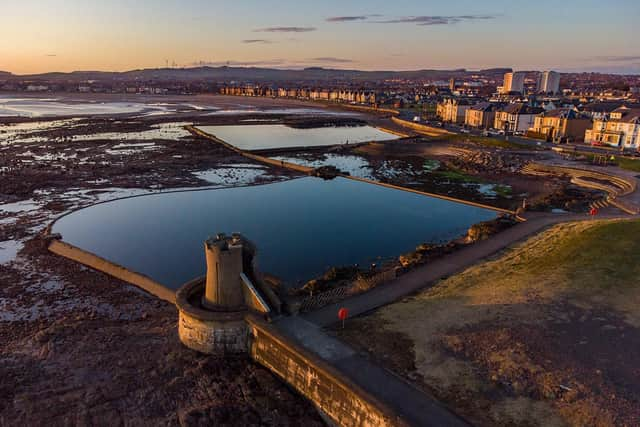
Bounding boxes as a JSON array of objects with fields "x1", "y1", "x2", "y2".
[{"x1": 176, "y1": 233, "x2": 275, "y2": 355}]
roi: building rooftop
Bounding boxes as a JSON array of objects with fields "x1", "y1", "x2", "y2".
[
  {"x1": 499, "y1": 103, "x2": 544, "y2": 115},
  {"x1": 468, "y1": 102, "x2": 497, "y2": 112},
  {"x1": 611, "y1": 107, "x2": 640, "y2": 123},
  {"x1": 539, "y1": 108, "x2": 585, "y2": 119}
]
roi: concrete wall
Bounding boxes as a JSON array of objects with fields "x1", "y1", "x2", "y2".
[
  {"x1": 247, "y1": 315, "x2": 407, "y2": 427},
  {"x1": 187, "y1": 126, "x2": 314, "y2": 174},
  {"x1": 391, "y1": 116, "x2": 452, "y2": 137},
  {"x1": 345, "y1": 175, "x2": 514, "y2": 214},
  {"x1": 524, "y1": 163, "x2": 638, "y2": 215},
  {"x1": 373, "y1": 126, "x2": 411, "y2": 138},
  {"x1": 48, "y1": 239, "x2": 176, "y2": 303},
  {"x1": 337, "y1": 104, "x2": 399, "y2": 116}
]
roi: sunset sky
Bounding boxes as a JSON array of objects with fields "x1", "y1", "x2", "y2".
[{"x1": 1, "y1": 0, "x2": 638, "y2": 75}]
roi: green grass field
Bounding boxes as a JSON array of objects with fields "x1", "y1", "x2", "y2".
[
  {"x1": 428, "y1": 219, "x2": 640, "y2": 311},
  {"x1": 441, "y1": 134, "x2": 531, "y2": 150},
  {"x1": 583, "y1": 153, "x2": 640, "y2": 173},
  {"x1": 617, "y1": 157, "x2": 640, "y2": 172},
  {"x1": 336, "y1": 219, "x2": 640, "y2": 427}
]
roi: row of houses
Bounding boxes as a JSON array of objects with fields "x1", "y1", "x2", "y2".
[
  {"x1": 219, "y1": 86, "x2": 378, "y2": 105},
  {"x1": 436, "y1": 99, "x2": 547, "y2": 134},
  {"x1": 585, "y1": 106, "x2": 640, "y2": 148},
  {"x1": 437, "y1": 98, "x2": 640, "y2": 148}
]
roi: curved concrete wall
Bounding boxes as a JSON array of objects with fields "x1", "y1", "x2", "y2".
[
  {"x1": 48, "y1": 239, "x2": 176, "y2": 303},
  {"x1": 373, "y1": 126, "x2": 411, "y2": 138},
  {"x1": 179, "y1": 311, "x2": 248, "y2": 355},
  {"x1": 524, "y1": 163, "x2": 638, "y2": 215}
]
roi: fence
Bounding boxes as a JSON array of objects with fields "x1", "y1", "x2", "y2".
[
  {"x1": 297, "y1": 268, "x2": 398, "y2": 313},
  {"x1": 352, "y1": 268, "x2": 397, "y2": 292}
]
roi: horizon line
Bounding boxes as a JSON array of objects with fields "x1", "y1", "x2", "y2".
[{"x1": 2, "y1": 65, "x2": 639, "y2": 77}]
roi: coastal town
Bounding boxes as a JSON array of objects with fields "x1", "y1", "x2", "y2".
[
  {"x1": 4, "y1": 68, "x2": 639, "y2": 150},
  {"x1": 1, "y1": 2, "x2": 639, "y2": 427}
]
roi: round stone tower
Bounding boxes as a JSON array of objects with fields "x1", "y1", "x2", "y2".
[
  {"x1": 176, "y1": 233, "x2": 252, "y2": 355},
  {"x1": 202, "y1": 234, "x2": 245, "y2": 310}
]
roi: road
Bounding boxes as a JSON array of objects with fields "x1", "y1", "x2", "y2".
[
  {"x1": 396, "y1": 111, "x2": 640, "y2": 158},
  {"x1": 442, "y1": 120, "x2": 639, "y2": 157}
]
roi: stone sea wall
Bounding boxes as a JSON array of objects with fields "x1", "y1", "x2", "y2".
[{"x1": 247, "y1": 315, "x2": 408, "y2": 427}]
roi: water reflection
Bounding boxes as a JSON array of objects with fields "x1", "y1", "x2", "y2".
[
  {"x1": 197, "y1": 124, "x2": 397, "y2": 151},
  {"x1": 53, "y1": 177, "x2": 496, "y2": 289}
]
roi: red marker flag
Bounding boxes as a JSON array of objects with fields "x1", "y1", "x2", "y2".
[{"x1": 338, "y1": 307, "x2": 349, "y2": 329}]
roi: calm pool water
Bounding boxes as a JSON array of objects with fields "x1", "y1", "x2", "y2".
[
  {"x1": 52, "y1": 177, "x2": 496, "y2": 289},
  {"x1": 197, "y1": 124, "x2": 397, "y2": 151}
]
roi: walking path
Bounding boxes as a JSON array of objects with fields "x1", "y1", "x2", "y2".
[
  {"x1": 303, "y1": 211, "x2": 609, "y2": 327},
  {"x1": 273, "y1": 211, "x2": 624, "y2": 426},
  {"x1": 193, "y1": 119, "x2": 638, "y2": 424},
  {"x1": 273, "y1": 315, "x2": 470, "y2": 427}
]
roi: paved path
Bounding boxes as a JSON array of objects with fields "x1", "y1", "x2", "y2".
[
  {"x1": 303, "y1": 212, "x2": 595, "y2": 327},
  {"x1": 273, "y1": 212, "x2": 602, "y2": 426},
  {"x1": 278, "y1": 211, "x2": 634, "y2": 425},
  {"x1": 273, "y1": 316, "x2": 470, "y2": 427}
]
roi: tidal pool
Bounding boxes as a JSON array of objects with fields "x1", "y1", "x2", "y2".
[
  {"x1": 52, "y1": 177, "x2": 497, "y2": 289},
  {"x1": 0, "y1": 97, "x2": 166, "y2": 118},
  {"x1": 197, "y1": 124, "x2": 397, "y2": 151}
]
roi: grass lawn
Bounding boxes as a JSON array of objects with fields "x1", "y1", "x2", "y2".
[
  {"x1": 427, "y1": 219, "x2": 640, "y2": 312},
  {"x1": 617, "y1": 157, "x2": 640, "y2": 172},
  {"x1": 441, "y1": 134, "x2": 531, "y2": 150},
  {"x1": 583, "y1": 153, "x2": 640, "y2": 173},
  {"x1": 433, "y1": 166, "x2": 481, "y2": 183},
  {"x1": 335, "y1": 219, "x2": 640, "y2": 427}
]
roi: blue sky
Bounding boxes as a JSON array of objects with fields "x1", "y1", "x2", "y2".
[{"x1": 1, "y1": 0, "x2": 638, "y2": 74}]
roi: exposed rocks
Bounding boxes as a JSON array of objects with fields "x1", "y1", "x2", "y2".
[
  {"x1": 399, "y1": 241, "x2": 462, "y2": 269},
  {"x1": 466, "y1": 215, "x2": 518, "y2": 243},
  {"x1": 448, "y1": 151, "x2": 529, "y2": 175},
  {"x1": 527, "y1": 184, "x2": 604, "y2": 212},
  {"x1": 293, "y1": 265, "x2": 361, "y2": 296},
  {"x1": 312, "y1": 165, "x2": 347, "y2": 179},
  {"x1": 283, "y1": 117, "x2": 367, "y2": 129}
]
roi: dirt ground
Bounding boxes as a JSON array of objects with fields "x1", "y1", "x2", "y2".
[
  {"x1": 0, "y1": 238, "x2": 325, "y2": 426},
  {"x1": 334, "y1": 220, "x2": 640, "y2": 427},
  {"x1": 1, "y1": 97, "x2": 615, "y2": 426},
  {"x1": 0, "y1": 111, "x2": 325, "y2": 426}
]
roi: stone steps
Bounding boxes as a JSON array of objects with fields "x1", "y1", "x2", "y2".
[{"x1": 521, "y1": 162, "x2": 639, "y2": 215}]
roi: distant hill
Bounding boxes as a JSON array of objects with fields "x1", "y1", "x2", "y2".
[{"x1": 5, "y1": 66, "x2": 513, "y2": 83}]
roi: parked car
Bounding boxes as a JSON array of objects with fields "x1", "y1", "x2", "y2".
[{"x1": 460, "y1": 128, "x2": 470, "y2": 134}]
